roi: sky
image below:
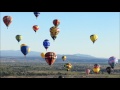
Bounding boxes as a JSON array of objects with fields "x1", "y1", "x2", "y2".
[{"x1": 0, "y1": 12, "x2": 120, "y2": 59}]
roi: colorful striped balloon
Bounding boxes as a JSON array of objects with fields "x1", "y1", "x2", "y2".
[{"x1": 108, "y1": 56, "x2": 118, "y2": 69}]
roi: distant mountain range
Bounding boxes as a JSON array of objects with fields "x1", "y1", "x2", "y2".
[{"x1": 0, "y1": 50, "x2": 119, "y2": 63}]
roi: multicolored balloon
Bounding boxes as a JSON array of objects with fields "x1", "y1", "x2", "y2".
[
  {"x1": 90, "y1": 34, "x2": 98, "y2": 44},
  {"x1": 108, "y1": 56, "x2": 118, "y2": 69},
  {"x1": 93, "y1": 64, "x2": 100, "y2": 74},
  {"x1": 50, "y1": 26, "x2": 60, "y2": 41},
  {"x1": 45, "y1": 52, "x2": 57, "y2": 66},
  {"x1": 21, "y1": 45, "x2": 30, "y2": 57},
  {"x1": 34, "y1": 12, "x2": 40, "y2": 19},
  {"x1": 16, "y1": 35, "x2": 22, "y2": 43},
  {"x1": 64, "y1": 63, "x2": 72, "y2": 71},
  {"x1": 43, "y1": 39, "x2": 50, "y2": 51},
  {"x1": 53, "y1": 19, "x2": 60, "y2": 27},
  {"x1": 3, "y1": 16, "x2": 12, "y2": 29},
  {"x1": 33, "y1": 25, "x2": 39, "y2": 33},
  {"x1": 62, "y1": 56, "x2": 67, "y2": 61}
]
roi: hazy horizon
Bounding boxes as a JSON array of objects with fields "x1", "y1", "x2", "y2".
[{"x1": 1, "y1": 50, "x2": 120, "y2": 59}]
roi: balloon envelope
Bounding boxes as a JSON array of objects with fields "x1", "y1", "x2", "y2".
[
  {"x1": 108, "y1": 56, "x2": 118, "y2": 69},
  {"x1": 41, "y1": 52, "x2": 45, "y2": 58},
  {"x1": 34, "y1": 12, "x2": 40, "y2": 18},
  {"x1": 85, "y1": 69, "x2": 91, "y2": 75},
  {"x1": 93, "y1": 64, "x2": 100, "y2": 73},
  {"x1": 93, "y1": 68, "x2": 100, "y2": 73},
  {"x1": 106, "y1": 67, "x2": 112, "y2": 74},
  {"x1": 21, "y1": 45, "x2": 30, "y2": 56},
  {"x1": 90, "y1": 34, "x2": 98, "y2": 43},
  {"x1": 64, "y1": 63, "x2": 72, "y2": 71},
  {"x1": 53, "y1": 19, "x2": 60, "y2": 27},
  {"x1": 50, "y1": 26, "x2": 60, "y2": 41},
  {"x1": 45, "y1": 52, "x2": 57, "y2": 65},
  {"x1": 16, "y1": 35, "x2": 22, "y2": 42},
  {"x1": 62, "y1": 56, "x2": 67, "y2": 61},
  {"x1": 43, "y1": 39, "x2": 50, "y2": 50},
  {"x1": 3, "y1": 16, "x2": 12, "y2": 28},
  {"x1": 33, "y1": 25, "x2": 39, "y2": 32}
]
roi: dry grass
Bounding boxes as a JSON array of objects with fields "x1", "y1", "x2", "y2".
[{"x1": 1, "y1": 62, "x2": 120, "y2": 78}]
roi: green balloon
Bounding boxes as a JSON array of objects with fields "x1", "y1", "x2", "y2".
[{"x1": 16, "y1": 35, "x2": 22, "y2": 42}]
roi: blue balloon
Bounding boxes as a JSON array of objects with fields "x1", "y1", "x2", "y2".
[
  {"x1": 43, "y1": 39, "x2": 50, "y2": 50},
  {"x1": 21, "y1": 46, "x2": 29, "y2": 56},
  {"x1": 34, "y1": 12, "x2": 40, "y2": 18}
]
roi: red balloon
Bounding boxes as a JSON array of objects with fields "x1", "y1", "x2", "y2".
[
  {"x1": 53, "y1": 19, "x2": 60, "y2": 27},
  {"x1": 45, "y1": 52, "x2": 57, "y2": 66},
  {"x1": 3, "y1": 16, "x2": 12, "y2": 28}
]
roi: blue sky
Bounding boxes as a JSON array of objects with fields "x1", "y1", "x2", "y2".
[{"x1": 0, "y1": 12, "x2": 120, "y2": 59}]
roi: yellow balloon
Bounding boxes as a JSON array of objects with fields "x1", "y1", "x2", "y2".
[
  {"x1": 64, "y1": 63, "x2": 72, "y2": 71},
  {"x1": 62, "y1": 56, "x2": 67, "y2": 61},
  {"x1": 50, "y1": 26, "x2": 60, "y2": 36},
  {"x1": 90, "y1": 34, "x2": 98, "y2": 43},
  {"x1": 93, "y1": 68, "x2": 100, "y2": 73},
  {"x1": 41, "y1": 52, "x2": 45, "y2": 58}
]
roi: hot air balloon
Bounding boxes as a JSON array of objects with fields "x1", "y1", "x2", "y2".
[
  {"x1": 34, "y1": 12, "x2": 40, "y2": 19},
  {"x1": 33, "y1": 25, "x2": 39, "y2": 33},
  {"x1": 62, "y1": 56, "x2": 67, "y2": 61},
  {"x1": 64, "y1": 63, "x2": 72, "y2": 71},
  {"x1": 90, "y1": 34, "x2": 98, "y2": 44},
  {"x1": 41, "y1": 52, "x2": 45, "y2": 58},
  {"x1": 50, "y1": 26, "x2": 60, "y2": 41},
  {"x1": 45, "y1": 52, "x2": 57, "y2": 66},
  {"x1": 21, "y1": 45, "x2": 30, "y2": 57},
  {"x1": 43, "y1": 39, "x2": 50, "y2": 51},
  {"x1": 3, "y1": 16, "x2": 12, "y2": 29},
  {"x1": 93, "y1": 64, "x2": 100, "y2": 74},
  {"x1": 16, "y1": 35, "x2": 22, "y2": 43},
  {"x1": 108, "y1": 56, "x2": 118, "y2": 69},
  {"x1": 85, "y1": 68, "x2": 91, "y2": 75},
  {"x1": 106, "y1": 67, "x2": 112, "y2": 74},
  {"x1": 53, "y1": 19, "x2": 60, "y2": 27}
]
